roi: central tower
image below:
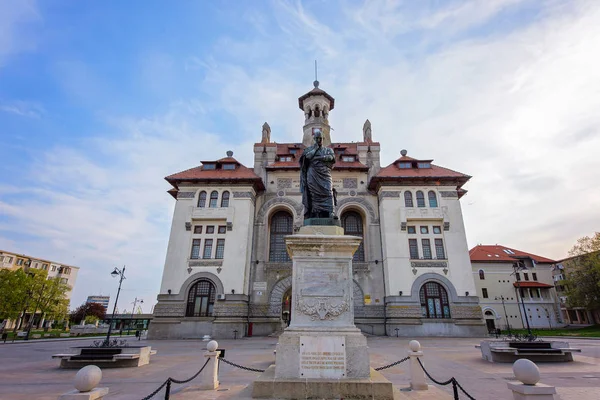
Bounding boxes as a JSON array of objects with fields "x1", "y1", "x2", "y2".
[{"x1": 298, "y1": 81, "x2": 335, "y2": 147}]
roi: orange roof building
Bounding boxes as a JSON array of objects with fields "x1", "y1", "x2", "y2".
[{"x1": 151, "y1": 82, "x2": 487, "y2": 339}]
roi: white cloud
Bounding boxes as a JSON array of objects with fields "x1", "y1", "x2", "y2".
[
  {"x1": 0, "y1": 0, "x2": 40, "y2": 69},
  {"x1": 2, "y1": 0, "x2": 600, "y2": 311},
  {"x1": 0, "y1": 100, "x2": 45, "y2": 118}
]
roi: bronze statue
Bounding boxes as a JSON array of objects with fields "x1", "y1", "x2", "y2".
[{"x1": 300, "y1": 129, "x2": 336, "y2": 220}]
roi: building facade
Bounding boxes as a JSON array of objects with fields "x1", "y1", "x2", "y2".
[
  {"x1": 0, "y1": 250, "x2": 79, "y2": 329},
  {"x1": 470, "y1": 245, "x2": 562, "y2": 332},
  {"x1": 149, "y1": 84, "x2": 485, "y2": 339},
  {"x1": 86, "y1": 295, "x2": 110, "y2": 312}
]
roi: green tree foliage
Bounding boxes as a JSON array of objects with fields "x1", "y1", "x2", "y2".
[
  {"x1": 565, "y1": 232, "x2": 600, "y2": 309},
  {"x1": 69, "y1": 302, "x2": 107, "y2": 324},
  {"x1": 0, "y1": 268, "x2": 71, "y2": 329}
]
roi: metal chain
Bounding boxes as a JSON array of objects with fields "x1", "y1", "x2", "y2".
[
  {"x1": 170, "y1": 358, "x2": 210, "y2": 384},
  {"x1": 416, "y1": 358, "x2": 455, "y2": 386},
  {"x1": 220, "y1": 357, "x2": 266, "y2": 373},
  {"x1": 140, "y1": 358, "x2": 211, "y2": 399},
  {"x1": 454, "y1": 378, "x2": 477, "y2": 400},
  {"x1": 374, "y1": 356, "x2": 410, "y2": 371},
  {"x1": 140, "y1": 378, "x2": 170, "y2": 400}
]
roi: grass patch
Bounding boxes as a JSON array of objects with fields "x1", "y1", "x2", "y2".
[{"x1": 510, "y1": 325, "x2": 600, "y2": 338}]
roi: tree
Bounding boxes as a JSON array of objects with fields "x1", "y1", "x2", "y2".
[
  {"x1": 70, "y1": 302, "x2": 107, "y2": 324},
  {"x1": 565, "y1": 232, "x2": 600, "y2": 310},
  {"x1": 0, "y1": 268, "x2": 71, "y2": 331}
]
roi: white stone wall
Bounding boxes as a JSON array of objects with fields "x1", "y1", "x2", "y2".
[
  {"x1": 379, "y1": 185, "x2": 476, "y2": 298},
  {"x1": 158, "y1": 185, "x2": 256, "y2": 296}
]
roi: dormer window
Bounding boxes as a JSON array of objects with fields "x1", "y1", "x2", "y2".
[
  {"x1": 222, "y1": 164, "x2": 236, "y2": 170},
  {"x1": 503, "y1": 249, "x2": 515, "y2": 255},
  {"x1": 203, "y1": 163, "x2": 216, "y2": 170},
  {"x1": 279, "y1": 156, "x2": 293, "y2": 162},
  {"x1": 417, "y1": 162, "x2": 431, "y2": 168},
  {"x1": 289, "y1": 149, "x2": 297, "y2": 155},
  {"x1": 341, "y1": 155, "x2": 355, "y2": 162},
  {"x1": 398, "y1": 162, "x2": 412, "y2": 169}
]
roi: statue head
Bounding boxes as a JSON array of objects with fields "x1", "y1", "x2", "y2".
[{"x1": 313, "y1": 129, "x2": 323, "y2": 147}]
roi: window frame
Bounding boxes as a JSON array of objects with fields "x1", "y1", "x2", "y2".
[
  {"x1": 434, "y1": 238, "x2": 446, "y2": 259},
  {"x1": 419, "y1": 282, "x2": 451, "y2": 319},
  {"x1": 185, "y1": 279, "x2": 216, "y2": 317},
  {"x1": 482, "y1": 288, "x2": 489, "y2": 298},
  {"x1": 428, "y1": 191, "x2": 438, "y2": 207},
  {"x1": 215, "y1": 239, "x2": 225, "y2": 259},
  {"x1": 416, "y1": 191, "x2": 426, "y2": 207},
  {"x1": 209, "y1": 191, "x2": 219, "y2": 208},
  {"x1": 479, "y1": 269, "x2": 485, "y2": 280},
  {"x1": 203, "y1": 239, "x2": 213, "y2": 259},
  {"x1": 407, "y1": 226, "x2": 416, "y2": 234},
  {"x1": 206, "y1": 226, "x2": 215, "y2": 234},
  {"x1": 198, "y1": 191, "x2": 207, "y2": 208},
  {"x1": 269, "y1": 211, "x2": 293, "y2": 262},
  {"x1": 404, "y1": 191, "x2": 414, "y2": 207},
  {"x1": 194, "y1": 226, "x2": 203, "y2": 234},
  {"x1": 341, "y1": 211, "x2": 365, "y2": 262},
  {"x1": 422, "y1": 239, "x2": 432, "y2": 259},
  {"x1": 190, "y1": 239, "x2": 201, "y2": 259},
  {"x1": 218, "y1": 226, "x2": 226, "y2": 234},
  {"x1": 409, "y1": 239, "x2": 419, "y2": 259},
  {"x1": 220, "y1": 191, "x2": 230, "y2": 207}
]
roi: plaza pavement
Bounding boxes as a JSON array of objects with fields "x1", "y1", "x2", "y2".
[{"x1": 0, "y1": 336, "x2": 598, "y2": 399}]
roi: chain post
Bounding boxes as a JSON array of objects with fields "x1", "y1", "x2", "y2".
[
  {"x1": 164, "y1": 379, "x2": 171, "y2": 400},
  {"x1": 452, "y1": 379, "x2": 459, "y2": 400}
]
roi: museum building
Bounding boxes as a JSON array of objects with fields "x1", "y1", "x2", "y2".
[{"x1": 148, "y1": 83, "x2": 486, "y2": 339}]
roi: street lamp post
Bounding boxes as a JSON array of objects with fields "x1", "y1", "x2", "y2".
[
  {"x1": 512, "y1": 262, "x2": 533, "y2": 339},
  {"x1": 104, "y1": 266, "x2": 126, "y2": 346},
  {"x1": 128, "y1": 297, "x2": 143, "y2": 335},
  {"x1": 495, "y1": 295, "x2": 511, "y2": 336}
]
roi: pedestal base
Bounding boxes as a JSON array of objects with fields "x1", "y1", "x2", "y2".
[
  {"x1": 275, "y1": 329, "x2": 370, "y2": 379},
  {"x1": 252, "y1": 365, "x2": 394, "y2": 400}
]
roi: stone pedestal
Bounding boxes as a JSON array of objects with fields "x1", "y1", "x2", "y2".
[{"x1": 253, "y1": 226, "x2": 394, "y2": 399}]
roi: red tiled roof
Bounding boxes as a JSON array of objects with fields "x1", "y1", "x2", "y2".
[
  {"x1": 369, "y1": 154, "x2": 470, "y2": 192},
  {"x1": 165, "y1": 157, "x2": 265, "y2": 192},
  {"x1": 469, "y1": 245, "x2": 556, "y2": 264},
  {"x1": 512, "y1": 282, "x2": 554, "y2": 288}
]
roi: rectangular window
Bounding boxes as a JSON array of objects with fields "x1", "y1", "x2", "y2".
[
  {"x1": 417, "y1": 162, "x2": 431, "y2": 168},
  {"x1": 194, "y1": 226, "x2": 203, "y2": 234},
  {"x1": 420, "y1": 226, "x2": 429, "y2": 234},
  {"x1": 218, "y1": 226, "x2": 226, "y2": 234},
  {"x1": 60, "y1": 278, "x2": 68, "y2": 284},
  {"x1": 63, "y1": 267, "x2": 71, "y2": 275},
  {"x1": 524, "y1": 273, "x2": 529, "y2": 281},
  {"x1": 203, "y1": 239, "x2": 213, "y2": 259},
  {"x1": 203, "y1": 163, "x2": 216, "y2": 170},
  {"x1": 398, "y1": 162, "x2": 412, "y2": 169},
  {"x1": 16, "y1": 259, "x2": 24, "y2": 266},
  {"x1": 0, "y1": 256, "x2": 4, "y2": 262},
  {"x1": 341, "y1": 155, "x2": 355, "y2": 162},
  {"x1": 407, "y1": 226, "x2": 416, "y2": 234},
  {"x1": 433, "y1": 226, "x2": 442, "y2": 234},
  {"x1": 482, "y1": 288, "x2": 488, "y2": 298},
  {"x1": 422, "y1": 239, "x2": 432, "y2": 259},
  {"x1": 289, "y1": 149, "x2": 297, "y2": 154},
  {"x1": 206, "y1": 226, "x2": 215, "y2": 234},
  {"x1": 519, "y1": 288, "x2": 525, "y2": 298},
  {"x1": 515, "y1": 272, "x2": 520, "y2": 281},
  {"x1": 51, "y1": 265, "x2": 56, "y2": 271},
  {"x1": 7, "y1": 256, "x2": 13, "y2": 263},
  {"x1": 190, "y1": 239, "x2": 201, "y2": 259},
  {"x1": 222, "y1": 164, "x2": 236, "y2": 170},
  {"x1": 42, "y1": 263, "x2": 48, "y2": 270},
  {"x1": 409, "y1": 239, "x2": 419, "y2": 259},
  {"x1": 435, "y1": 239, "x2": 445, "y2": 259},
  {"x1": 532, "y1": 273, "x2": 537, "y2": 281},
  {"x1": 215, "y1": 239, "x2": 225, "y2": 259}
]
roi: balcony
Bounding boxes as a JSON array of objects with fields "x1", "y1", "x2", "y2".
[
  {"x1": 405, "y1": 208, "x2": 445, "y2": 221},
  {"x1": 189, "y1": 206, "x2": 234, "y2": 222}
]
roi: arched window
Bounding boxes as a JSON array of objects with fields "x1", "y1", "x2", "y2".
[
  {"x1": 209, "y1": 191, "x2": 219, "y2": 208},
  {"x1": 198, "y1": 191, "x2": 207, "y2": 208},
  {"x1": 341, "y1": 211, "x2": 365, "y2": 261},
  {"x1": 269, "y1": 211, "x2": 293, "y2": 262},
  {"x1": 404, "y1": 191, "x2": 414, "y2": 207},
  {"x1": 221, "y1": 191, "x2": 230, "y2": 208},
  {"x1": 479, "y1": 269, "x2": 485, "y2": 280},
  {"x1": 419, "y1": 281, "x2": 451, "y2": 319},
  {"x1": 186, "y1": 279, "x2": 216, "y2": 317},
  {"x1": 428, "y1": 191, "x2": 438, "y2": 207},
  {"x1": 416, "y1": 191, "x2": 426, "y2": 207}
]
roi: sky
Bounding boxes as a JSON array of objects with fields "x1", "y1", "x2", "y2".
[{"x1": 1, "y1": 0, "x2": 599, "y2": 313}]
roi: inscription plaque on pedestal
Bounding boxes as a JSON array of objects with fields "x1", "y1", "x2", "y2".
[{"x1": 299, "y1": 336, "x2": 346, "y2": 379}]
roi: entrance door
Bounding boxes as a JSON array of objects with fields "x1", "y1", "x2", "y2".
[
  {"x1": 281, "y1": 288, "x2": 292, "y2": 327},
  {"x1": 485, "y1": 318, "x2": 496, "y2": 332}
]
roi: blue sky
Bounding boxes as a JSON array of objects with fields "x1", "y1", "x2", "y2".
[{"x1": 1, "y1": 0, "x2": 599, "y2": 312}]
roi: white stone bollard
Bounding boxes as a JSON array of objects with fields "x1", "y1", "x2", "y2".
[
  {"x1": 58, "y1": 365, "x2": 109, "y2": 400},
  {"x1": 408, "y1": 340, "x2": 428, "y2": 391},
  {"x1": 507, "y1": 359, "x2": 556, "y2": 400},
  {"x1": 199, "y1": 340, "x2": 220, "y2": 390}
]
